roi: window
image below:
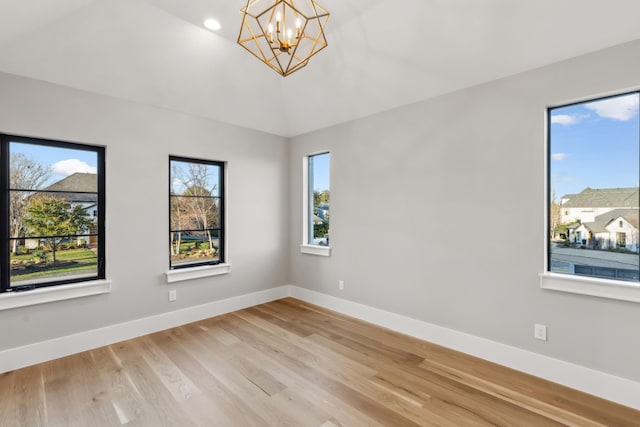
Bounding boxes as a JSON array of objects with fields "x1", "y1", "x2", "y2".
[
  {"x1": 547, "y1": 91, "x2": 639, "y2": 285},
  {"x1": 301, "y1": 152, "x2": 330, "y2": 256},
  {"x1": 169, "y1": 156, "x2": 224, "y2": 269},
  {"x1": 309, "y1": 153, "x2": 330, "y2": 246},
  {"x1": 0, "y1": 134, "x2": 105, "y2": 293}
]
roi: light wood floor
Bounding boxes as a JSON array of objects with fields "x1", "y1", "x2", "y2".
[{"x1": 1, "y1": 298, "x2": 639, "y2": 426}]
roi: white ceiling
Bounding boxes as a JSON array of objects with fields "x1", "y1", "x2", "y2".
[{"x1": 1, "y1": 0, "x2": 640, "y2": 137}]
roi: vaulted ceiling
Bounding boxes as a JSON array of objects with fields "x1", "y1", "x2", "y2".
[{"x1": 1, "y1": 0, "x2": 640, "y2": 137}]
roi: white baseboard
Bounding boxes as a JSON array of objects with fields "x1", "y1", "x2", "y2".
[
  {"x1": 289, "y1": 285, "x2": 640, "y2": 410},
  {"x1": 3, "y1": 284, "x2": 639, "y2": 410},
  {"x1": 0, "y1": 285, "x2": 290, "y2": 374}
]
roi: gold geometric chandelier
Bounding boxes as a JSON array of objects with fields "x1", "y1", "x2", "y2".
[{"x1": 238, "y1": 0, "x2": 329, "y2": 77}]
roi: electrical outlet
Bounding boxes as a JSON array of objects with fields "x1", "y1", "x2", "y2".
[
  {"x1": 338, "y1": 280, "x2": 344, "y2": 290},
  {"x1": 169, "y1": 289, "x2": 177, "y2": 302},
  {"x1": 534, "y1": 323, "x2": 547, "y2": 341}
]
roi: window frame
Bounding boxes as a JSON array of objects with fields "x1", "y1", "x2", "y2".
[
  {"x1": 168, "y1": 155, "x2": 225, "y2": 270},
  {"x1": 300, "y1": 151, "x2": 331, "y2": 257},
  {"x1": 0, "y1": 134, "x2": 106, "y2": 294},
  {"x1": 541, "y1": 90, "x2": 640, "y2": 303}
]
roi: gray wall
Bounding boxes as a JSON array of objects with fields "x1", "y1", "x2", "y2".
[
  {"x1": 2, "y1": 39, "x2": 639, "y2": 384},
  {"x1": 289, "y1": 39, "x2": 640, "y2": 382},
  {"x1": 0, "y1": 72, "x2": 290, "y2": 351}
]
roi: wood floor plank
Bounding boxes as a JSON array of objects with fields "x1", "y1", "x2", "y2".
[
  {"x1": 0, "y1": 366, "x2": 46, "y2": 427},
  {"x1": 273, "y1": 299, "x2": 639, "y2": 425},
  {"x1": 306, "y1": 330, "x2": 563, "y2": 426},
  {"x1": 149, "y1": 327, "x2": 267, "y2": 426},
  {"x1": 110, "y1": 339, "x2": 197, "y2": 426},
  {"x1": 230, "y1": 309, "x2": 463, "y2": 426},
  {"x1": 220, "y1": 335, "x2": 389, "y2": 427},
  {"x1": 246, "y1": 304, "x2": 319, "y2": 338},
  {"x1": 229, "y1": 314, "x2": 421, "y2": 426},
  {"x1": 417, "y1": 357, "x2": 607, "y2": 426},
  {"x1": 89, "y1": 345, "x2": 162, "y2": 426},
  {"x1": 1, "y1": 297, "x2": 639, "y2": 426},
  {"x1": 136, "y1": 334, "x2": 201, "y2": 403},
  {"x1": 177, "y1": 321, "x2": 311, "y2": 426},
  {"x1": 218, "y1": 314, "x2": 427, "y2": 427},
  {"x1": 290, "y1": 303, "x2": 594, "y2": 425},
  {"x1": 42, "y1": 351, "x2": 122, "y2": 427},
  {"x1": 278, "y1": 298, "x2": 640, "y2": 425}
]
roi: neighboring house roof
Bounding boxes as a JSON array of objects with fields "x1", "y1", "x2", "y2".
[
  {"x1": 580, "y1": 209, "x2": 639, "y2": 234},
  {"x1": 619, "y1": 210, "x2": 639, "y2": 230},
  {"x1": 561, "y1": 187, "x2": 639, "y2": 208},
  {"x1": 41, "y1": 173, "x2": 97, "y2": 203},
  {"x1": 577, "y1": 218, "x2": 607, "y2": 234}
]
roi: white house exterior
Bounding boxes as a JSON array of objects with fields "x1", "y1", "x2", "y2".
[
  {"x1": 560, "y1": 187, "x2": 639, "y2": 225},
  {"x1": 572, "y1": 209, "x2": 639, "y2": 252}
]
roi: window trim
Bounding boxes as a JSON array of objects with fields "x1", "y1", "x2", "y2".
[
  {"x1": 0, "y1": 279, "x2": 111, "y2": 311},
  {"x1": 301, "y1": 151, "x2": 331, "y2": 257},
  {"x1": 165, "y1": 263, "x2": 231, "y2": 283},
  {"x1": 540, "y1": 272, "x2": 640, "y2": 303},
  {"x1": 168, "y1": 155, "x2": 226, "y2": 270},
  {"x1": 542, "y1": 90, "x2": 640, "y2": 303},
  {"x1": 0, "y1": 134, "x2": 106, "y2": 294}
]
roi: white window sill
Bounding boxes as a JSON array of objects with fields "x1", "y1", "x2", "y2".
[
  {"x1": 165, "y1": 263, "x2": 232, "y2": 283},
  {"x1": 540, "y1": 272, "x2": 640, "y2": 303},
  {"x1": 0, "y1": 279, "x2": 112, "y2": 311},
  {"x1": 300, "y1": 244, "x2": 331, "y2": 257}
]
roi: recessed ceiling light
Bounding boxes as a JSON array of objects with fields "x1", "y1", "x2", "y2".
[{"x1": 204, "y1": 18, "x2": 221, "y2": 31}]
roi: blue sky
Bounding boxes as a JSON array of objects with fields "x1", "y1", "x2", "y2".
[
  {"x1": 170, "y1": 159, "x2": 220, "y2": 196},
  {"x1": 550, "y1": 92, "x2": 639, "y2": 199},
  {"x1": 12, "y1": 139, "x2": 330, "y2": 194},
  {"x1": 311, "y1": 152, "x2": 330, "y2": 192},
  {"x1": 10, "y1": 141, "x2": 97, "y2": 185}
]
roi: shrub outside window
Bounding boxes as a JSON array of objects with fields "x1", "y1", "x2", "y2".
[
  {"x1": 547, "y1": 91, "x2": 639, "y2": 284},
  {"x1": 169, "y1": 156, "x2": 224, "y2": 269},
  {"x1": 0, "y1": 134, "x2": 105, "y2": 293}
]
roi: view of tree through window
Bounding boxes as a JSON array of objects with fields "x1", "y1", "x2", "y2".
[
  {"x1": 548, "y1": 92, "x2": 640, "y2": 282},
  {"x1": 169, "y1": 157, "x2": 224, "y2": 268},
  {"x1": 309, "y1": 152, "x2": 330, "y2": 246},
  {"x1": 1, "y1": 135, "x2": 105, "y2": 292}
]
